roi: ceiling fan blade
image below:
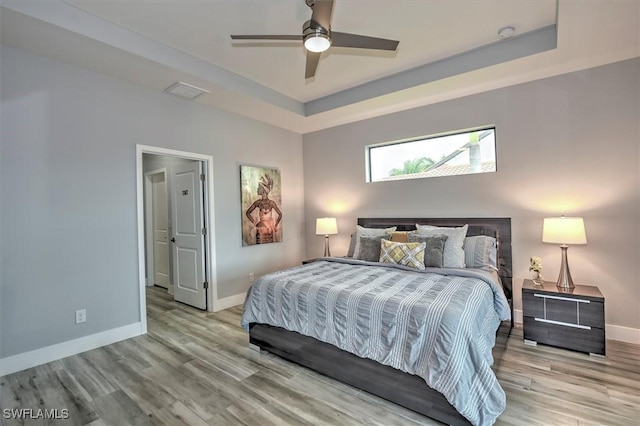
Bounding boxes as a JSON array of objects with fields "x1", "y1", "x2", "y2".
[
  {"x1": 305, "y1": 51, "x2": 321, "y2": 79},
  {"x1": 230, "y1": 35, "x2": 301, "y2": 41},
  {"x1": 331, "y1": 32, "x2": 399, "y2": 51},
  {"x1": 311, "y1": 0, "x2": 334, "y2": 29}
]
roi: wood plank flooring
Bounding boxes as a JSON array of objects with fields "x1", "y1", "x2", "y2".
[{"x1": 1, "y1": 286, "x2": 638, "y2": 425}]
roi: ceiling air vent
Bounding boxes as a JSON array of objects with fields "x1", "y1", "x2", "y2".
[{"x1": 165, "y1": 81, "x2": 209, "y2": 100}]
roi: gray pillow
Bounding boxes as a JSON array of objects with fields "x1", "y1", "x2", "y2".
[
  {"x1": 347, "y1": 233, "x2": 357, "y2": 257},
  {"x1": 355, "y1": 235, "x2": 391, "y2": 262},
  {"x1": 407, "y1": 234, "x2": 448, "y2": 268},
  {"x1": 464, "y1": 235, "x2": 498, "y2": 271},
  {"x1": 351, "y1": 225, "x2": 397, "y2": 258}
]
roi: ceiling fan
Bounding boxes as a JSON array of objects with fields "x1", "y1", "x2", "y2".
[{"x1": 230, "y1": 0, "x2": 399, "y2": 79}]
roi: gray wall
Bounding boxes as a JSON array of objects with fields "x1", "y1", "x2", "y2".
[
  {"x1": 303, "y1": 58, "x2": 640, "y2": 330},
  {"x1": 0, "y1": 46, "x2": 304, "y2": 358}
]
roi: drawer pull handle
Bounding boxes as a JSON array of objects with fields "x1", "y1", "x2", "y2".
[
  {"x1": 534, "y1": 294, "x2": 590, "y2": 303},
  {"x1": 535, "y1": 318, "x2": 592, "y2": 330}
]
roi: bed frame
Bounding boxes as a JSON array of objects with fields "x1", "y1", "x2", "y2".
[{"x1": 249, "y1": 217, "x2": 513, "y2": 426}]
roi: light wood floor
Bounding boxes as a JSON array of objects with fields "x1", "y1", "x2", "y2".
[{"x1": 1, "y1": 286, "x2": 638, "y2": 426}]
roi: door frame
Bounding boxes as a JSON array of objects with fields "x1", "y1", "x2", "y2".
[
  {"x1": 136, "y1": 145, "x2": 218, "y2": 333},
  {"x1": 144, "y1": 167, "x2": 171, "y2": 291}
]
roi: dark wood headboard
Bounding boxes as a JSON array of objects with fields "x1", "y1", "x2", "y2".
[{"x1": 357, "y1": 217, "x2": 512, "y2": 299}]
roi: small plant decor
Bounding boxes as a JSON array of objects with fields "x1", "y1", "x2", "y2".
[{"x1": 529, "y1": 256, "x2": 544, "y2": 285}]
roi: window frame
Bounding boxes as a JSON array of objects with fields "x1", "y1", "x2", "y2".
[{"x1": 365, "y1": 126, "x2": 497, "y2": 183}]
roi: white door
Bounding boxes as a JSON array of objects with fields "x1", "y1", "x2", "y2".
[
  {"x1": 151, "y1": 173, "x2": 170, "y2": 288},
  {"x1": 171, "y1": 161, "x2": 207, "y2": 309}
]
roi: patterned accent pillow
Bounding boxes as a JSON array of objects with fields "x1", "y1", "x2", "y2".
[
  {"x1": 351, "y1": 225, "x2": 397, "y2": 258},
  {"x1": 355, "y1": 235, "x2": 391, "y2": 262},
  {"x1": 414, "y1": 224, "x2": 468, "y2": 268},
  {"x1": 379, "y1": 240, "x2": 427, "y2": 270},
  {"x1": 407, "y1": 234, "x2": 448, "y2": 268},
  {"x1": 464, "y1": 235, "x2": 498, "y2": 271}
]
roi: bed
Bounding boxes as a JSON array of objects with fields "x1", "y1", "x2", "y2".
[{"x1": 242, "y1": 217, "x2": 513, "y2": 426}]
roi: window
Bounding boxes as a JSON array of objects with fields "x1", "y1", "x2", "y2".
[{"x1": 366, "y1": 127, "x2": 496, "y2": 182}]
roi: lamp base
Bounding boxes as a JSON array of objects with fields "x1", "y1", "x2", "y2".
[
  {"x1": 323, "y1": 235, "x2": 331, "y2": 257},
  {"x1": 556, "y1": 245, "x2": 575, "y2": 289}
]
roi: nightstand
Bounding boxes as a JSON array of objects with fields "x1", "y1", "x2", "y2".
[{"x1": 522, "y1": 279, "x2": 605, "y2": 356}]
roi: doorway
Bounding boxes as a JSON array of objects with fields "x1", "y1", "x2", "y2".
[
  {"x1": 136, "y1": 145, "x2": 218, "y2": 334},
  {"x1": 144, "y1": 168, "x2": 170, "y2": 292}
]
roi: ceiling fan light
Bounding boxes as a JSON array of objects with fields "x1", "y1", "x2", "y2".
[{"x1": 304, "y1": 33, "x2": 331, "y2": 52}]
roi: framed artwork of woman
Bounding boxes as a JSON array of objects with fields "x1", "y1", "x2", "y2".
[{"x1": 240, "y1": 164, "x2": 283, "y2": 246}]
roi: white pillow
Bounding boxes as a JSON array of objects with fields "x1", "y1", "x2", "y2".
[
  {"x1": 352, "y1": 225, "x2": 397, "y2": 258},
  {"x1": 414, "y1": 224, "x2": 468, "y2": 268}
]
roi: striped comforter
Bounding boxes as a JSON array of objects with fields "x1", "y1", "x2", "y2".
[{"x1": 241, "y1": 258, "x2": 511, "y2": 426}]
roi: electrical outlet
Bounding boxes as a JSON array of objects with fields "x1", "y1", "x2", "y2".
[
  {"x1": 75, "y1": 309, "x2": 86, "y2": 324},
  {"x1": 249, "y1": 273, "x2": 254, "y2": 282}
]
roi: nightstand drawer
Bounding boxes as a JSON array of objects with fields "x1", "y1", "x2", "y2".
[
  {"x1": 523, "y1": 317, "x2": 605, "y2": 355},
  {"x1": 523, "y1": 292, "x2": 604, "y2": 328}
]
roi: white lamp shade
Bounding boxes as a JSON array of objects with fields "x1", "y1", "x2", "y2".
[
  {"x1": 316, "y1": 217, "x2": 338, "y2": 235},
  {"x1": 542, "y1": 217, "x2": 587, "y2": 245}
]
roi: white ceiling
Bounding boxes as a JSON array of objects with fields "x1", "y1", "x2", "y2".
[
  {"x1": 1, "y1": 0, "x2": 639, "y2": 134},
  {"x1": 63, "y1": 0, "x2": 557, "y2": 102}
]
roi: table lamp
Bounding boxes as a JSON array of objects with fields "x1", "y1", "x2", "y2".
[
  {"x1": 316, "y1": 217, "x2": 338, "y2": 257},
  {"x1": 542, "y1": 216, "x2": 587, "y2": 289}
]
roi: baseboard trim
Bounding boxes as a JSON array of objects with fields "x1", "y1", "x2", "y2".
[
  {"x1": 0, "y1": 322, "x2": 144, "y2": 377},
  {"x1": 514, "y1": 308, "x2": 523, "y2": 325},
  {"x1": 606, "y1": 324, "x2": 640, "y2": 344},
  {"x1": 215, "y1": 292, "x2": 246, "y2": 311},
  {"x1": 513, "y1": 309, "x2": 639, "y2": 344}
]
